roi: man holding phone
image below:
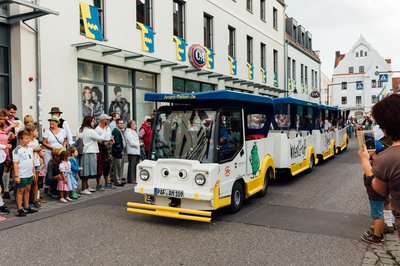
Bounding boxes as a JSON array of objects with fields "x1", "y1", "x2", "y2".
[{"x1": 359, "y1": 94, "x2": 400, "y2": 243}]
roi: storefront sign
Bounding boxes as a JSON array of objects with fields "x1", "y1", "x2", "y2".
[
  {"x1": 189, "y1": 44, "x2": 206, "y2": 68},
  {"x1": 310, "y1": 90, "x2": 321, "y2": 98}
]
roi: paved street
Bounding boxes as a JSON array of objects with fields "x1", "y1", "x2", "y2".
[{"x1": 0, "y1": 139, "x2": 394, "y2": 265}]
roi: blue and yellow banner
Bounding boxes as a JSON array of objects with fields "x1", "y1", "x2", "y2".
[
  {"x1": 80, "y1": 2, "x2": 103, "y2": 41},
  {"x1": 247, "y1": 63, "x2": 254, "y2": 80},
  {"x1": 228, "y1": 56, "x2": 237, "y2": 75},
  {"x1": 173, "y1": 36, "x2": 186, "y2": 61},
  {"x1": 137, "y1": 22, "x2": 154, "y2": 53},
  {"x1": 273, "y1": 73, "x2": 278, "y2": 87},
  {"x1": 204, "y1": 47, "x2": 215, "y2": 69},
  {"x1": 287, "y1": 78, "x2": 291, "y2": 90},
  {"x1": 292, "y1": 79, "x2": 297, "y2": 91},
  {"x1": 260, "y1": 68, "x2": 267, "y2": 84}
]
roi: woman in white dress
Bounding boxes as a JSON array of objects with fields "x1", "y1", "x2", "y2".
[{"x1": 124, "y1": 120, "x2": 141, "y2": 183}]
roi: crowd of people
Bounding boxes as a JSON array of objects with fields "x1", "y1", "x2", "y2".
[{"x1": 0, "y1": 105, "x2": 153, "y2": 221}]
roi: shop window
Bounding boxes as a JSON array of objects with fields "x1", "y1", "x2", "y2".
[
  {"x1": 78, "y1": 61, "x2": 104, "y2": 82},
  {"x1": 218, "y1": 110, "x2": 243, "y2": 162},
  {"x1": 136, "y1": 71, "x2": 156, "y2": 88},
  {"x1": 0, "y1": 77, "x2": 9, "y2": 108},
  {"x1": 204, "y1": 13, "x2": 213, "y2": 49},
  {"x1": 137, "y1": 0, "x2": 153, "y2": 28},
  {"x1": 108, "y1": 66, "x2": 132, "y2": 86},
  {"x1": 136, "y1": 88, "x2": 155, "y2": 125},
  {"x1": 107, "y1": 86, "x2": 132, "y2": 122},
  {"x1": 173, "y1": 77, "x2": 215, "y2": 93},
  {"x1": 173, "y1": 0, "x2": 185, "y2": 39},
  {"x1": 186, "y1": 80, "x2": 201, "y2": 93},
  {"x1": 79, "y1": 0, "x2": 105, "y2": 38},
  {"x1": 173, "y1": 78, "x2": 185, "y2": 93}
]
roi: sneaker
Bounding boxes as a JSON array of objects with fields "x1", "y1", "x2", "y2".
[
  {"x1": 96, "y1": 184, "x2": 105, "y2": 191},
  {"x1": 59, "y1": 198, "x2": 68, "y2": 203},
  {"x1": 0, "y1": 206, "x2": 10, "y2": 214},
  {"x1": 88, "y1": 188, "x2": 96, "y2": 192},
  {"x1": 370, "y1": 224, "x2": 396, "y2": 234},
  {"x1": 361, "y1": 234, "x2": 384, "y2": 245},
  {"x1": 24, "y1": 207, "x2": 38, "y2": 214},
  {"x1": 0, "y1": 215, "x2": 6, "y2": 222},
  {"x1": 65, "y1": 197, "x2": 73, "y2": 202},
  {"x1": 80, "y1": 189, "x2": 93, "y2": 195},
  {"x1": 17, "y1": 209, "x2": 26, "y2": 217},
  {"x1": 105, "y1": 183, "x2": 116, "y2": 189},
  {"x1": 32, "y1": 201, "x2": 41, "y2": 209},
  {"x1": 2, "y1": 192, "x2": 10, "y2": 199},
  {"x1": 69, "y1": 191, "x2": 79, "y2": 200}
]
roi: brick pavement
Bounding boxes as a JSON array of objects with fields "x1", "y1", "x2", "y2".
[{"x1": 362, "y1": 233, "x2": 400, "y2": 265}]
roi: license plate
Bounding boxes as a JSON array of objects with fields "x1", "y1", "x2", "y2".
[{"x1": 154, "y1": 188, "x2": 184, "y2": 198}]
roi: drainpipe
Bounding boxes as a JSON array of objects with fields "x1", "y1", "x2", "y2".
[{"x1": 35, "y1": 0, "x2": 43, "y2": 140}]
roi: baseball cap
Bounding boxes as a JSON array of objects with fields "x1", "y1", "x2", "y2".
[{"x1": 99, "y1": 114, "x2": 111, "y2": 120}]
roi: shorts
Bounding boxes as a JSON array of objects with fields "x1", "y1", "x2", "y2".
[
  {"x1": 370, "y1": 200, "x2": 385, "y2": 219},
  {"x1": 16, "y1": 176, "x2": 34, "y2": 189},
  {"x1": 35, "y1": 166, "x2": 41, "y2": 172}
]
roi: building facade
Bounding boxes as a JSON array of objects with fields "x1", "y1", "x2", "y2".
[
  {"x1": 285, "y1": 17, "x2": 321, "y2": 103},
  {"x1": 332, "y1": 35, "x2": 393, "y2": 115},
  {"x1": 320, "y1": 72, "x2": 332, "y2": 105},
  {"x1": 2, "y1": 0, "x2": 286, "y2": 135}
]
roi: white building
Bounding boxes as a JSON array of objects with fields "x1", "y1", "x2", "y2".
[
  {"x1": 285, "y1": 17, "x2": 321, "y2": 103},
  {"x1": 320, "y1": 72, "x2": 332, "y2": 105},
  {"x1": 1, "y1": 0, "x2": 286, "y2": 136},
  {"x1": 332, "y1": 35, "x2": 393, "y2": 115}
]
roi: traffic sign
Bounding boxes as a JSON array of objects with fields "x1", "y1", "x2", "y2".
[
  {"x1": 379, "y1": 73, "x2": 388, "y2": 82},
  {"x1": 356, "y1": 81, "x2": 364, "y2": 90}
]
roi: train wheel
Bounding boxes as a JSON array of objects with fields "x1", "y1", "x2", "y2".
[
  {"x1": 255, "y1": 168, "x2": 271, "y2": 198},
  {"x1": 306, "y1": 155, "x2": 314, "y2": 174},
  {"x1": 229, "y1": 181, "x2": 244, "y2": 213}
]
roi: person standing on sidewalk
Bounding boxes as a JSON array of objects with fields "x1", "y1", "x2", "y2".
[
  {"x1": 13, "y1": 131, "x2": 38, "y2": 217},
  {"x1": 139, "y1": 115, "x2": 153, "y2": 160},
  {"x1": 124, "y1": 120, "x2": 140, "y2": 184},
  {"x1": 359, "y1": 94, "x2": 400, "y2": 241},
  {"x1": 49, "y1": 107, "x2": 74, "y2": 146},
  {"x1": 95, "y1": 114, "x2": 114, "y2": 190},
  {"x1": 78, "y1": 116, "x2": 109, "y2": 195},
  {"x1": 111, "y1": 118, "x2": 125, "y2": 186}
]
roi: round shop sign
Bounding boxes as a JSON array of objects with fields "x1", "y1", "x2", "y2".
[
  {"x1": 189, "y1": 44, "x2": 206, "y2": 68},
  {"x1": 310, "y1": 90, "x2": 321, "y2": 98}
]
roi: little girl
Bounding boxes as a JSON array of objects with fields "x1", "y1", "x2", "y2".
[
  {"x1": 59, "y1": 151, "x2": 78, "y2": 201},
  {"x1": 58, "y1": 151, "x2": 72, "y2": 203},
  {"x1": 37, "y1": 147, "x2": 46, "y2": 204},
  {"x1": 68, "y1": 146, "x2": 80, "y2": 199}
]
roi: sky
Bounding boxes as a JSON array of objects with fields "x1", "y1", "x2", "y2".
[{"x1": 284, "y1": 0, "x2": 400, "y2": 78}]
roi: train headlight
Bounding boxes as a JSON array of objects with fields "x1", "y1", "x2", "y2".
[
  {"x1": 161, "y1": 168, "x2": 169, "y2": 178},
  {"x1": 139, "y1": 169, "x2": 150, "y2": 181},
  {"x1": 179, "y1": 169, "x2": 187, "y2": 179},
  {"x1": 194, "y1": 173, "x2": 206, "y2": 186}
]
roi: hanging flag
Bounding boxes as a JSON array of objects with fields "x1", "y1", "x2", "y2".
[
  {"x1": 293, "y1": 79, "x2": 297, "y2": 91},
  {"x1": 204, "y1": 47, "x2": 215, "y2": 69},
  {"x1": 228, "y1": 56, "x2": 237, "y2": 75},
  {"x1": 273, "y1": 73, "x2": 278, "y2": 87},
  {"x1": 287, "y1": 78, "x2": 292, "y2": 90},
  {"x1": 377, "y1": 84, "x2": 388, "y2": 100},
  {"x1": 247, "y1": 63, "x2": 254, "y2": 80},
  {"x1": 80, "y1": 2, "x2": 103, "y2": 41},
  {"x1": 137, "y1": 22, "x2": 154, "y2": 53},
  {"x1": 173, "y1": 36, "x2": 186, "y2": 61},
  {"x1": 260, "y1": 68, "x2": 267, "y2": 84}
]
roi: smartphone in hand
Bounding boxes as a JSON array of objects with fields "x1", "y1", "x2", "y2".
[{"x1": 364, "y1": 130, "x2": 376, "y2": 151}]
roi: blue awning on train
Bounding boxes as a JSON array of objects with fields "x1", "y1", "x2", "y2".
[
  {"x1": 273, "y1": 97, "x2": 319, "y2": 108},
  {"x1": 145, "y1": 90, "x2": 274, "y2": 105}
]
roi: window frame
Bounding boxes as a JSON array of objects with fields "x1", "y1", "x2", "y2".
[
  {"x1": 273, "y1": 7, "x2": 278, "y2": 30},
  {"x1": 228, "y1": 26, "x2": 236, "y2": 58},
  {"x1": 341, "y1": 97, "x2": 347, "y2": 105},
  {"x1": 349, "y1": 67, "x2": 354, "y2": 74},
  {"x1": 341, "y1": 82, "x2": 347, "y2": 90},
  {"x1": 136, "y1": 0, "x2": 153, "y2": 28},
  {"x1": 359, "y1": 66, "x2": 364, "y2": 73},
  {"x1": 247, "y1": 35, "x2": 253, "y2": 65},
  {"x1": 261, "y1": 42, "x2": 266, "y2": 69},
  {"x1": 273, "y1": 49, "x2": 278, "y2": 79},
  {"x1": 173, "y1": 0, "x2": 185, "y2": 39},
  {"x1": 260, "y1": 0, "x2": 266, "y2": 21},
  {"x1": 203, "y1": 13, "x2": 213, "y2": 50},
  {"x1": 246, "y1": 0, "x2": 253, "y2": 13}
]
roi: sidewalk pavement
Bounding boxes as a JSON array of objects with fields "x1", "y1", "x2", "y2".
[
  {"x1": 362, "y1": 233, "x2": 400, "y2": 265},
  {"x1": 0, "y1": 179, "x2": 135, "y2": 224}
]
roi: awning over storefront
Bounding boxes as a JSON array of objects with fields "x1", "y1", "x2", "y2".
[
  {"x1": 0, "y1": 0, "x2": 58, "y2": 24},
  {"x1": 72, "y1": 41, "x2": 286, "y2": 97}
]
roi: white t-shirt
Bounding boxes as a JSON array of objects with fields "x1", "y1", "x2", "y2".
[
  {"x1": 43, "y1": 129, "x2": 66, "y2": 149},
  {"x1": 95, "y1": 126, "x2": 112, "y2": 141},
  {"x1": 13, "y1": 145, "x2": 34, "y2": 178},
  {"x1": 28, "y1": 139, "x2": 40, "y2": 167}
]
